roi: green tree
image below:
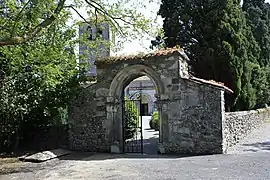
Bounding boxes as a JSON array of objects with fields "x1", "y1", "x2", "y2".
[
  {"x1": 149, "y1": 111, "x2": 159, "y2": 131},
  {"x1": 0, "y1": 0, "x2": 153, "y2": 152},
  {"x1": 243, "y1": 0, "x2": 270, "y2": 67},
  {"x1": 241, "y1": 0, "x2": 270, "y2": 107},
  {"x1": 0, "y1": 0, "x2": 151, "y2": 47},
  {"x1": 123, "y1": 98, "x2": 139, "y2": 140},
  {"x1": 159, "y1": 0, "x2": 266, "y2": 110},
  {"x1": 0, "y1": 19, "x2": 82, "y2": 152}
]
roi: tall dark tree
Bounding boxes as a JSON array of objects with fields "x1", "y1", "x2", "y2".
[
  {"x1": 159, "y1": 0, "x2": 266, "y2": 111},
  {"x1": 243, "y1": 0, "x2": 270, "y2": 66},
  {"x1": 241, "y1": 0, "x2": 270, "y2": 107}
]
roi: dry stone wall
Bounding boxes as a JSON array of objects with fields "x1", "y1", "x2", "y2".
[{"x1": 223, "y1": 108, "x2": 270, "y2": 153}]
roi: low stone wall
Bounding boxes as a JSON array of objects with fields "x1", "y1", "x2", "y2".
[{"x1": 223, "y1": 108, "x2": 270, "y2": 153}]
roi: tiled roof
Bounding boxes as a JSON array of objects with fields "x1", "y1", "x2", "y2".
[
  {"x1": 95, "y1": 48, "x2": 185, "y2": 66},
  {"x1": 190, "y1": 76, "x2": 233, "y2": 93}
]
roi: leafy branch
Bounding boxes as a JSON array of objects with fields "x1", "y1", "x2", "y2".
[
  {"x1": 0, "y1": 0, "x2": 151, "y2": 47},
  {"x1": 0, "y1": 0, "x2": 66, "y2": 46}
]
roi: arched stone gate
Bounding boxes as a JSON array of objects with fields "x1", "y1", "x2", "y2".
[{"x1": 68, "y1": 48, "x2": 232, "y2": 155}]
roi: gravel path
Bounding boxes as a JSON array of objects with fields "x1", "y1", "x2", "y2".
[
  {"x1": 2, "y1": 122, "x2": 270, "y2": 180},
  {"x1": 227, "y1": 121, "x2": 270, "y2": 154},
  {"x1": 1, "y1": 152, "x2": 270, "y2": 180},
  {"x1": 142, "y1": 116, "x2": 159, "y2": 154}
]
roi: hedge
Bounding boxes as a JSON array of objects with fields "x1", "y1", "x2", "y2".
[
  {"x1": 123, "y1": 98, "x2": 139, "y2": 140},
  {"x1": 149, "y1": 111, "x2": 159, "y2": 131}
]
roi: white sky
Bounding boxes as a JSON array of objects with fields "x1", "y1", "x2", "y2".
[
  {"x1": 115, "y1": 1, "x2": 162, "y2": 55},
  {"x1": 70, "y1": 0, "x2": 270, "y2": 56},
  {"x1": 69, "y1": 0, "x2": 162, "y2": 56},
  {"x1": 119, "y1": 0, "x2": 270, "y2": 55}
]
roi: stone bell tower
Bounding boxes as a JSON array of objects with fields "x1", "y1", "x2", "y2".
[{"x1": 79, "y1": 21, "x2": 110, "y2": 76}]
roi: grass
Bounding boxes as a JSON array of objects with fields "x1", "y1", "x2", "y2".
[
  {"x1": 0, "y1": 151, "x2": 35, "y2": 175},
  {"x1": 0, "y1": 157, "x2": 22, "y2": 175},
  {"x1": 0, "y1": 157, "x2": 19, "y2": 165}
]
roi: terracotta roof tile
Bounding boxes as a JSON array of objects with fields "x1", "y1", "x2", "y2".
[{"x1": 190, "y1": 76, "x2": 233, "y2": 93}]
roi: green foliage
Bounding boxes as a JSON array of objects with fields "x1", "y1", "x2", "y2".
[
  {"x1": 159, "y1": 0, "x2": 270, "y2": 111},
  {"x1": 243, "y1": 0, "x2": 270, "y2": 67},
  {"x1": 123, "y1": 99, "x2": 139, "y2": 140},
  {"x1": 0, "y1": 0, "x2": 154, "y2": 49},
  {"x1": 0, "y1": 0, "x2": 153, "y2": 152},
  {"x1": 0, "y1": 18, "x2": 83, "y2": 152},
  {"x1": 149, "y1": 111, "x2": 159, "y2": 131}
]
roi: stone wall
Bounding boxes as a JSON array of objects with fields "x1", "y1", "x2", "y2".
[
  {"x1": 68, "y1": 49, "x2": 229, "y2": 155},
  {"x1": 68, "y1": 51, "x2": 191, "y2": 153},
  {"x1": 68, "y1": 84, "x2": 110, "y2": 152},
  {"x1": 223, "y1": 108, "x2": 270, "y2": 153},
  {"x1": 161, "y1": 78, "x2": 224, "y2": 155}
]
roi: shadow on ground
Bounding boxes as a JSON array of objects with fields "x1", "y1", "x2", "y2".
[
  {"x1": 242, "y1": 141, "x2": 270, "y2": 153},
  {"x1": 58, "y1": 152, "x2": 197, "y2": 161},
  {"x1": 58, "y1": 144, "x2": 217, "y2": 162}
]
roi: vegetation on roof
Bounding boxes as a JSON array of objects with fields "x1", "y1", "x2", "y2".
[{"x1": 95, "y1": 47, "x2": 184, "y2": 66}]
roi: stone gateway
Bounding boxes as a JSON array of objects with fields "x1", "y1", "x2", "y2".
[{"x1": 68, "y1": 48, "x2": 233, "y2": 155}]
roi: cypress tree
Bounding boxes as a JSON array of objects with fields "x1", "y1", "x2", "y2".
[
  {"x1": 159, "y1": 0, "x2": 264, "y2": 110},
  {"x1": 243, "y1": 0, "x2": 270, "y2": 66},
  {"x1": 241, "y1": 0, "x2": 270, "y2": 107}
]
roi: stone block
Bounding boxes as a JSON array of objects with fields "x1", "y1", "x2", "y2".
[
  {"x1": 160, "y1": 63, "x2": 166, "y2": 68},
  {"x1": 172, "y1": 78, "x2": 180, "y2": 84},
  {"x1": 160, "y1": 94, "x2": 169, "y2": 100},
  {"x1": 162, "y1": 104, "x2": 168, "y2": 111},
  {"x1": 111, "y1": 142, "x2": 121, "y2": 153},
  {"x1": 106, "y1": 105, "x2": 118, "y2": 112},
  {"x1": 177, "y1": 127, "x2": 190, "y2": 134},
  {"x1": 166, "y1": 56, "x2": 175, "y2": 61},
  {"x1": 96, "y1": 88, "x2": 109, "y2": 97},
  {"x1": 106, "y1": 96, "x2": 115, "y2": 103},
  {"x1": 180, "y1": 140, "x2": 194, "y2": 148},
  {"x1": 162, "y1": 78, "x2": 172, "y2": 87},
  {"x1": 96, "y1": 111, "x2": 106, "y2": 117},
  {"x1": 96, "y1": 100, "x2": 105, "y2": 107},
  {"x1": 22, "y1": 149, "x2": 70, "y2": 162},
  {"x1": 168, "y1": 61, "x2": 179, "y2": 70},
  {"x1": 158, "y1": 143, "x2": 166, "y2": 154}
]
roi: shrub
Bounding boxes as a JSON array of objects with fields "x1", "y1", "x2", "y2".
[
  {"x1": 123, "y1": 99, "x2": 139, "y2": 140},
  {"x1": 149, "y1": 111, "x2": 159, "y2": 131}
]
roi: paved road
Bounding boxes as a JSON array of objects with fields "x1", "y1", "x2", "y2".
[
  {"x1": 125, "y1": 116, "x2": 159, "y2": 154},
  {"x1": 2, "y1": 122, "x2": 270, "y2": 180}
]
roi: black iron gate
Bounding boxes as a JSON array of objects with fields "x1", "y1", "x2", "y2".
[{"x1": 122, "y1": 97, "x2": 143, "y2": 153}]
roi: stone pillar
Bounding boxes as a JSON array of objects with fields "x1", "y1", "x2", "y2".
[
  {"x1": 155, "y1": 94, "x2": 169, "y2": 154},
  {"x1": 106, "y1": 96, "x2": 123, "y2": 153}
]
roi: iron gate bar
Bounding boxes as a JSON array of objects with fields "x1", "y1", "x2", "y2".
[
  {"x1": 122, "y1": 99, "x2": 143, "y2": 153},
  {"x1": 122, "y1": 82, "x2": 144, "y2": 154},
  {"x1": 140, "y1": 90, "x2": 143, "y2": 154}
]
